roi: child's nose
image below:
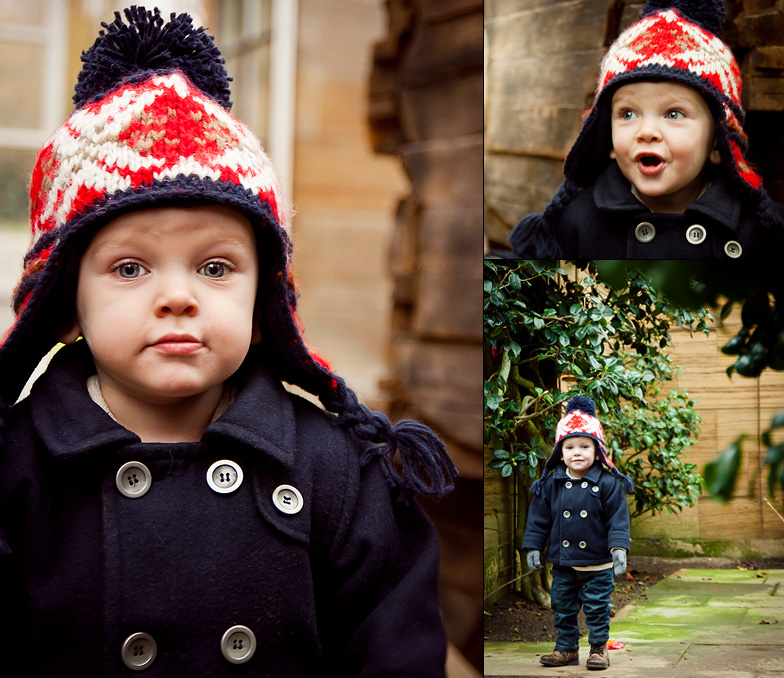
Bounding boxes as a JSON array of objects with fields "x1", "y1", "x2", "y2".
[
  {"x1": 154, "y1": 272, "x2": 199, "y2": 317},
  {"x1": 636, "y1": 115, "x2": 662, "y2": 142}
]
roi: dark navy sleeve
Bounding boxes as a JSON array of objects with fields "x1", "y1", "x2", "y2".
[
  {"x1": 602, "y1": 475, "x2": 631, "y2": 552},
  {"x1": 307, "y1": 415, "x2": 447, "y2": 678},
  {"x1": 521, "y1": 484, "x2": 552, "y2": 552}
]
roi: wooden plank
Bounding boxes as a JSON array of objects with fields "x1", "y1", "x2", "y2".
[
  {"x1": 402, "y1": 11, "x2": 483, "y2": 85},
  {"x1": 699, "y1": 496, "x2": 763, "y2": 539},
  {"x1": 399, "y1": 72, "x2": 483, "y2": 140},
  {"x1": 485, "y1": 0, "x2": 608, "y2": 59},
  {"x1": 402, "y1": 135, "x2": 482, "y2": 206}
]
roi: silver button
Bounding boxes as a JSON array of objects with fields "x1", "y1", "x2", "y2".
[
  {"x1": 562, "y1": 540, "x2": 570, "y2": 548},
  {"x1": 593, "y1": 486, "x2": 599, "y2": 493},
  {"x1": 565, "y1": 481, "x2": 573, "y2": 489},
  {"x1": 272, "y1": 484, "x2": 303, "y2": 514},
  {"x1": 116, "y1": 462, "x2": 152, "y2": 498},
  {"x1": 579, "y1": 541, "x2": 587, "y2": 549},
  {"x1": 121, "y1": 632, "x2": 157, "y2": 671},
  {"x1": 725, "y1": 240, "x2": 742, "y2": 258},
  {"x1": 563, "y1": 511, "x2": 571, "y2": 518},
  {"x1": 635, "y1": 222, "x2": 655, "y2": 243},
  {"x1": 686, "y1": 224, "x2": 706, "y2": 244},
  {"x1": 580, "y1": 510, "x2": 588, "y2": 518},
  {"x1": 581, "y1": 481, "x2": 588, "y2": 489},
  {"x1": 221, "y1": 625, "x2": 256, "y2": 664},
  {"x1": 206, "y1": 460, "x2": 244, "y2": 494}
]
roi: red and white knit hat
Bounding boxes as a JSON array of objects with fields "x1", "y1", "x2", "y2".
[
  {"x1": 0, "y1": 6, "x2": 456, "y2": 501},
  {"x1": 565, "y1": 0, "x2": 760, "y2": 193},
  {"x1": 532, "y1": 395, "x2": 633, "y2": 495}
]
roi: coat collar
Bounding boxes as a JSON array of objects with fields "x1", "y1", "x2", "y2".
[
  {"x1": 552, "y1": 461, "x2": 603, "y2": 484},
  {"x1": 26, "y1": 342, "x2": 296, "y2": 465},
  {"x1": 594, "y1": 162, "x2": 742, "y2": 231}
]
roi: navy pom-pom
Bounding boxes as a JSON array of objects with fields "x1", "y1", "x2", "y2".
[
  {"x1": 641, "y1": 0, "x2": 726, "y2": 36},
  {"x1": 74, "y1": 5, "x2": 232, "y2": 110},
  {"x1": 565, "y1": 394, "x2": 596, "y2": 417}
]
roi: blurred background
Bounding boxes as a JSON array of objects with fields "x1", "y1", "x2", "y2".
[{"x1": 0, "y1": 0, "x2": 482, "y2": 675}]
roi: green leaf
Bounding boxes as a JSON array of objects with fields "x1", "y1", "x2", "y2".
[
  {"x1": 485, "y1": 394, "x2": 502, "y2": 411},
  {"x1": 509, "y1": 272, "x2": 521, "y2": 291},
  {"x1": 499, "y1": 351, "x2": 511, "y2": 384},
  {"x1": 509, "y1": 340, "x2": 521, "y2": 358},
  {"x1": 492, "y1": 449, "x2": 509, "y2": 459},
  {"x1": 501, "y1": 464, "x2": 513, "y2": 478},
  {"x1": 703, "y1": 438, "x2": 744, "y2": 502},
  {"x1": 483, "y1": 280, "x2": 492, "y2": 294}
]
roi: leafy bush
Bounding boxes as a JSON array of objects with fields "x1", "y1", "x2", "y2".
[{"x1": 484, "y1": 261, "x2": 708, "y2": 518}]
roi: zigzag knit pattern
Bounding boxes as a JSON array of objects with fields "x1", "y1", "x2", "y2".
[{"x1": 16, "y1": 71, "x2": 284, "y2": 317}]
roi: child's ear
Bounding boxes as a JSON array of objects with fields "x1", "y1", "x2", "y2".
[
  {"x1": 251, "y1": 323, "x2": 262, "y2": 345},
  {"x1": 58, "y1": 321, "x2": 81, "y2": 344},
  {"x1": 251, "y1": 306, "x2": 262, "y2": 345},
  {"x1": 610, "y1": 148, "x2": 617, "y2": 160},
  {"x1": 709, "y1": 140, "x2": 721, "y2": 165}
]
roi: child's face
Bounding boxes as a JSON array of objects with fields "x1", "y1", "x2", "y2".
[
  {"x1": 67, "y1": 205, "x2": 260, "y2": 405},
  {"x1": 609, "y1": 81, "x2": 721, "y2": 214},
  {"x1": 561, "y1": 436, "x2": 596, "y2": 477}
]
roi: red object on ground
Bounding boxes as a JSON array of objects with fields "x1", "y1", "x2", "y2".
[{"x1": 607, "y1": 640, "x2": 626, "y2": 650}]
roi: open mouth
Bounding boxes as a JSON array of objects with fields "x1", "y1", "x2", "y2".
[{"x1": 636, "y1": 154, "x2": 665, "y2": 175}]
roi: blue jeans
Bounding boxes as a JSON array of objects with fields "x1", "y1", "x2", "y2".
[{"x1": 550, "y1": 565, "x2": 614, "y2": 651}]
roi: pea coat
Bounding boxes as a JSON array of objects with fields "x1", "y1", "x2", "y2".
[
  {"x1": 510, "y1": 162, "x2": 784, "y2": 259},
  {"x1": 0, "y1": 342, "x2": 446, "y2": 677},
  {"x1": 522, "y1": 463, "x2": 630, "y2": 567}
]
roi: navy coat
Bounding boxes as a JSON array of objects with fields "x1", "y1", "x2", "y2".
[
  {"x1": 510, "y1": 162, "x2": 784, "y2": 259},
  {"x1": 0, "y1": 342, "x2": 446, "y2": 676},
  {"x1": 522, "y1": 463, "x2": 631, "y2": 567}
]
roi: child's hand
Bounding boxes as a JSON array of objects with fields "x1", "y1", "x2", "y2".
[
  {"x1": 612, "y1": 549, "x2": 627, "y2": 576},
  {"x1": 526, "y1": 550, "x2": 542, "y2": 571}
]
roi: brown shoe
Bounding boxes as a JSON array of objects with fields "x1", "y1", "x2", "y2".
[
  {"x1": 539, "y1": 648, "x2": 579, "y2": 667},
  {"x1": 586, "y1": 643, "x2": 610, "y2": 670}
]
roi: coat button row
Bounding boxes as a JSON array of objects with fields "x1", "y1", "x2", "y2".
[
  {"x1": 634, "y1": 221, "x2": 742, "y2": 257},
  {"x1": 562, "y1": 540, "x2": 588, "y2": 549},
  {"x1": 564, "y1": 481, "x2": 599, "y2": 492},
  {"x1": 563, "y1": 510, "x2": 590, "y2": 518},
  {"x1": 115, "y1": 461, "x2": 303, "y2": 514},
  {"x1": 121, "y1": 626, "x2": 256, "y2": 670}
]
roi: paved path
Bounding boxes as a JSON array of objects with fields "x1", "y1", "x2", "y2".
[{"x1": 485, "y1": 569, "x2": 784, "y2": 677}]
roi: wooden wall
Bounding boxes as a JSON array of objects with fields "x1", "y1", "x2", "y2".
[
  {"x1": 368, "y1": 1, "x2": 484, "y2": 672},
  {"x1": 484, "y1": 0, "x2": 611, "y2": 249},
  {"x1": 290, "y1": 0, "x2": 409, "y2": 407},
  {"x1": 632, "y1": 306, "x2": 784, "y2": 556}
]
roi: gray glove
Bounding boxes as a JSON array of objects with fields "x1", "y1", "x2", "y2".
[
  {"x1": 612, "y1": 549, "x2": 627, "y2": 576},
  {"x1": 526, "y1": 550, "x2": 542, "y2": 571}
]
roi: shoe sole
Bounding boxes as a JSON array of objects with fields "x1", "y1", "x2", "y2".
[
  {"x1": 540, "y1": 659, "x2": 579, "y2": 667},
  {"x1": 586, "y1": 660, "x2": 610, "y2": 670}
]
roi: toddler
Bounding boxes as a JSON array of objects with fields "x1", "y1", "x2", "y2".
[
  {"x1": 0, "y1": 7, "x2": 456, "y2": 676},
  {"x1": 508, "y1": 0, "x2": 784, "y2": 259},
  {"x1": 523, "y1": 395, "x2": 632, "y2": 670}
]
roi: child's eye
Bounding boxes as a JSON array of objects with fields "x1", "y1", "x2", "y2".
[
  {"x1": 113, "y1": 262, "x2": 146, "y2": 279},
  {"x1": 199, "y1": 261, "x2": 230, "y2": 278},
  {"x1": 665, "y1": 109, "x2": 685, "y2": 120},
  {"x1": 619, "y1": 109, "x2": 637, "y2": 121}
]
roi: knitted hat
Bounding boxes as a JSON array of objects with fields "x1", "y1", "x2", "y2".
[
  {"x1": 509, "y1": 0, "x2": 780, "y2": 257},
  {"x1": 0, "y1": 6, "x2": 456, "y2": 501},
  {"x1": 531, "y1": 395, "x2": 634, "y2": 495}
]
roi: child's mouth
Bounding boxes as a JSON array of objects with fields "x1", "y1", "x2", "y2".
[{"x1": 636, "y1": 154, "x2": 665, "y2": 175}]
